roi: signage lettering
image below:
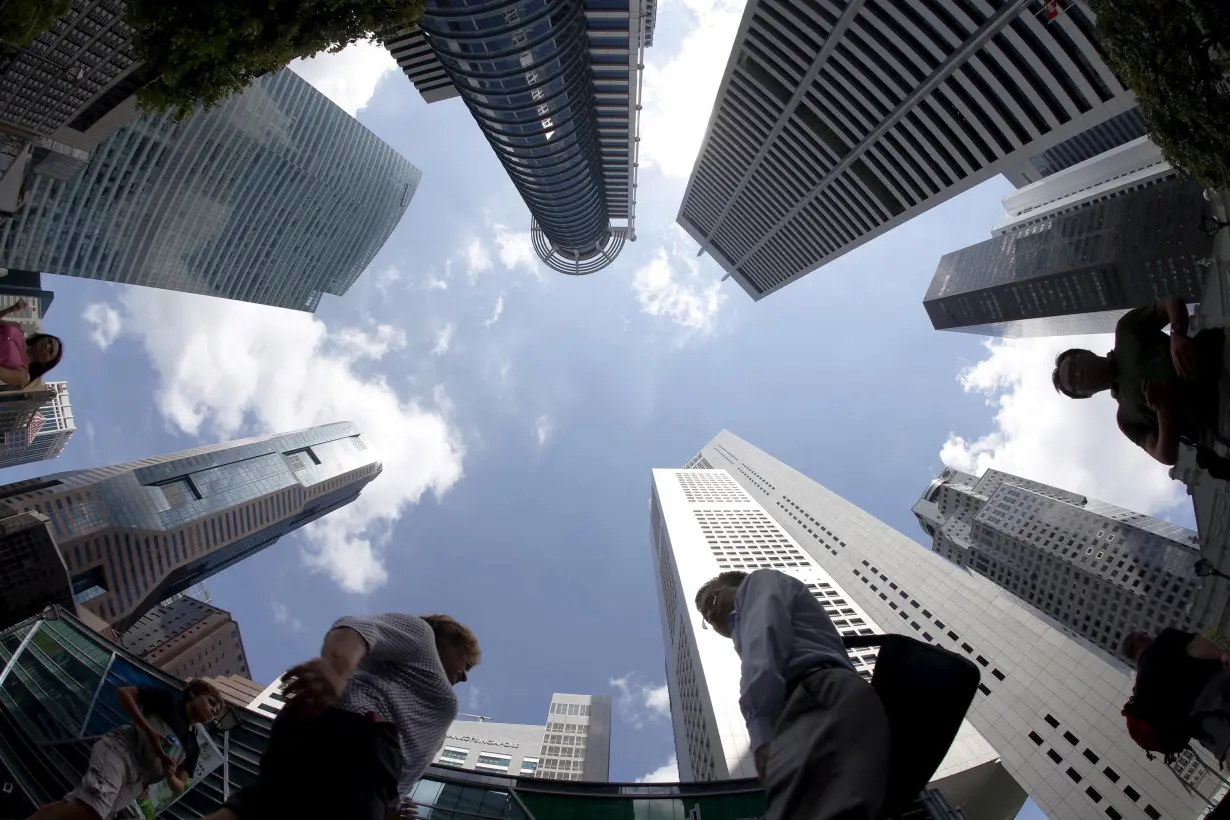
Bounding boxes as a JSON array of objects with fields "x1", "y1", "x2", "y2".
[{"x1": 447, "y1": 734, "x2": 520, "y2": 749}]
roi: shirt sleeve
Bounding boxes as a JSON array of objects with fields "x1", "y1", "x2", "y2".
[
  {"x1": 1117, "y1": 410, "x2": 1153, "y2": 450},
  {"x1": 736, "y1": 570, "x2": 796, "y2": 752},
  {"x1": 332, "y1": 613, "x2": 433, "y2": 665},
  {"x1": 1117, "y1": 304, "x2": 1165, "y2": 336},
  {"x1": 135, "y1": 687, "x2": 175, "y2": 724}
]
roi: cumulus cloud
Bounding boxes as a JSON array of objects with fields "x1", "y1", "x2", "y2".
[
  {"x1": 82, "y1": 303, "x2": 123, "y2": 350},
  {"x1": 492, "y1": 223, "x2": 541, "y2": 279},
  {"x1": 941, "y1": 336, "x2": 1187, "y2": 516},
  {"x1": 112, "y1": 290, "x2": 464, "y2": 593},
  {"x1": 374, "y1": 265, "x2": 403, "y2": 295},
  {"x1": 271, "y1": 601, "x2": 303, "y2": 632},
  {"x1": 288, "y1": 40, "x2": 397, "y2": 116},
  {"x1": 432, "y1": 323, "x2": 455, "y2": 356},
  {"x1": 639, "y1": 0, "x2": 745, "y2": 179},
  {"x1": 632, "y1": 236, "x2": 726, "y2": 339},
  {"x1": 484, "y1": 294, "x2": 505, "y2": 329},
  {"x1": 637, "y1": 756, "x2": 679, "y2": 784},
  {"x1": 610, "y1": 675, "x2": 671, "y2": 729},
  {"x1": 534, "y1": 414, "x2": 554, "y2": 447},
  {"x1": 424, "y1": 272, "x2": 449, "y2": 292},
  {"x1": 464, "y1": 237, "x2": 493, "y2": 281}
]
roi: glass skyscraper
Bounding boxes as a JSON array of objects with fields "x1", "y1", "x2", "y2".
[
  {"x1": 923, "y1": 173, "x2": 1213, "y2": 337},
  {"x1": 386, "y1": 0, "x2": 654, "y2": 275},
  {"x1": 0, "y1": 422, "x2": 381, "y2": 632},
  {"x1": 0, "y1": 70, "x2": 421, "y2": 311}
]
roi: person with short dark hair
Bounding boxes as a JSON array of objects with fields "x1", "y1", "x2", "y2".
[
  {"x1": 695, "y1": 569, "x2": 888, "y2": 820},
  {"x1": 26, "y1": 679, "x2": 224, "y2": 820},
  {"x1": 1051, "y1": 297, "x2": 1224, "y2": 466},
  {"x1": 204, "y1": 613, "x2": 481, "y2": 820},
  {"x1": 1123, "y1": 629, "x2": 1230, "y2": 764}
]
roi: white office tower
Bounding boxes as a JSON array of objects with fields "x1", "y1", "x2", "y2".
[
  {"x1": 650, "y1": 470, "x2": 1021, "y2": 820},
  {"x1": 654, "y1": 431, "x2": 1213, "y2": 820},
  {"x1": 913, "y1": 467, "x2": 1201, "y2": 659},
  {"x1": 677, "y1": 0, "x2": 1138, "y2": 301},
  {"x1": 0, "y1": 381, "x2": 74, "y2": 468}
]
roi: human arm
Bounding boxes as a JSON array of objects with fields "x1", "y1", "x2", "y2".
[
  {"x1": 0, "y1": 365, "x2": 29, "y2": 388},
  {"x1": 0, "y1": 300, "x2": 27, "y2": 321},
  {"x1": 283, "y1": 623, "x2": 371, "y2": 716},
  {"x1": 1186, "y1": 634, "x2": 1230, "y2": 666},
  {"x1": 1142, "y1": 381, "x2": 1181, "y2": 465},
  {"x1": 387, "y1": 799, "x2": 419, "y2": 820},
  {"x1": 736, "y1": 571, "x2": 797, "y2": 767},
  {"x1": 116, "y1": 687, "x2": 176, "y2": 767},
  {"x1": 162, "y1": 764, "x2": 191, "y2": 792},
  {"x1": 1157, "y1": 296, "x2": 1202, "y2": 377}
]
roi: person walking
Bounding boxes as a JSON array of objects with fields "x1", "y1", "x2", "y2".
[
  {"x1": 0, "y1": 299, "x2": 62, "y2": 389},
  {"x1": 1122, "y1": 629, "x2": 1230, "y2": 765},
  {"x1": 27, "y1": 680, "x2": 224, "y2": 820},
  {"x1": 204, "y1": 612, "x2": 480, "y2": 820},
  {"x1": 1052, "y1": 296, "x2": 1224, "y2": 466},
  {"x1": 694, "y1": 569, "x2": 889, "y2": 820}
]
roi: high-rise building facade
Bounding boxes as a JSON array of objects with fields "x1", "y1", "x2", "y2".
[
  {"x1": 0, "y1": 70, "x2": 421, "y2": 311},
  {"x1": 0, "y1": 381, "x2": 75, "y2": 470},
  {"x1": 119, "y1": 596, "x2": 252, "y2": 680},
  {"x1": 437, "y1": 721, "x2": 546, "y2": 778},
  {"x1": 0, "y1": 422, "x2": 381, "y2": 631},
  {"x1": 536, "y1": 693, "x2": 612, "y2": 782},
  {"x1": 1003, "y1": 107, "x2": 1149, "y2": 188},
  {"x1": 650, "y1": 466, "x2": 1020, "y2": 820},
  {"x1": 0, "y1": 506, "x2": 69, "y2": 628},
  {"x1": 677, "y1": 0, "x2": 1138, "y2": 300},
  {"x1": 913, "y1": 467, "x2": 1201, "y2": 659},
  {"x1": 385, "y1": 0, "x2": 655, "y2": 275},
  {"x1": 924, "y1": 137, "x2": 1213, "y2": 337},
  {"x1": 656, "y1": 431, "x2": 1217, "y2": 820}
]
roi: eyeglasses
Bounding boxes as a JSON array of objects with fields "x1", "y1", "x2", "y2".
[{"x1": 700, "y1": 591, "x2": 720, "y2": 630}]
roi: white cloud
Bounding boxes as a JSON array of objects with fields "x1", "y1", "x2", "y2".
[
  {"x1": 331, "y1": 323, "x2": 407, "y2": 360},
  {"x1": 632, "y1": 236, "x2": 726, "y2": 339},
  {"x1": 492, "y1": 223, "x2": 541, "y2": 279},
  {"x1": 464, "y1": 237, "x2": 493, "y2": 281},
  {"x1": 484, "y1": 294, "x2": 505, "y2": 329},
  {"x1": 637, "y1": 756, "x2": 679, "y2": 784},
  {"x1": 374, "y1": 265, "x2": 402, "y2": 294},
  {"x1": 113, "y1": 290, "x2": 465, "y2": 594},
  {"x1": 639, "y1": 0, "x2": 745, "y2": 179},
  {"x1": 465, "y1": 683, "x2": 482, "y2": 714},
  {"x1": 610, "y1": 675, "x2": 670, "y2": 729},
  {"x1": 941, "y1": 336, "x2": 1187, "y2": 516},
  {"x1": 432, "y1": 323, "x2": 455, "y2": 356},
  {"x1": 271, "y1": 601, "x2": 303, "y2": 632},
  {"x1": 82, "y1": 303, "x2": 122, "y2": 350},
  {"x1": 289, "y1": 40, "x2": 397, "y2": 116},
  {"x1": 534, "y1": 415, "x2": 554, "y2": 447},
  {"x1": 424, "y1": 272, "x2": 449, "y2": 292}
]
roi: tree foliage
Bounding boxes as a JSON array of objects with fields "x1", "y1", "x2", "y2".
[
  {"x1": 1088, "y1": 0, "x2": 1230, "y2": 189},
  {"x1": 125, "y1": 0, "x2": 426, "y2": 122},
  {"x1": 0, "y1": 0, "x2": 73, "y2": 47}
]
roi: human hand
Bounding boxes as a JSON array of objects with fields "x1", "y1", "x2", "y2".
[
  {"x1": 1171, "y1": 334, "x2": 1200, "y2": 378},
  {"x1": 753, "y1": 745, "x2": 769, "y2": 782},
  {"x1": 1143, "y1": 379, "x2": 1171, "y2": 412},
  {"x1": 11, "y1": 300, "x2": 27, "y2": 313},
  {"x1": 145, "y1": 729, "x2": 175, "y2": 768},
  {"x1": 1221, "y1": 652, "x2": 1230, "y2": 670},
  {"x1": 391, "y1": 799, "x2": 419, "y2": 819},
  {"x1": 284, "y1": 656, "x2": 351, "y2": 717}
]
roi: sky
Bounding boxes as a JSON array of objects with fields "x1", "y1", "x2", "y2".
[{"x1": 4, "y1": 0, "x2": 1201, "y2": 814}]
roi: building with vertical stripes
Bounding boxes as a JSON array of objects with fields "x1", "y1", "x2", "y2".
[
  {"x1": 0, "y1": 381, "x2": 75, "y2": 470},
  {"x1": 0, "y1": 70, "x2": 420, "y2": 311},
  {"x1": 0, "y1": 422, "x2": 380, "y2": 631},
  {"x1": 656, "y1": 431, "x2": 1216, "y2": 819},
  {"x1": 678, "y1": 0, "x2": 1139, "y2": 301},
  {"x1": 384, "y1": 0, "x2": 654, "y2": 275}
]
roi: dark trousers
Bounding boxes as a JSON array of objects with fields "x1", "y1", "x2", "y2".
[
  {"x1": 763, "y1": 667, "x2": 891, "y2": 820},
  {"x1": 227, "y1": 706, "x2": 402, "y2": 820}
]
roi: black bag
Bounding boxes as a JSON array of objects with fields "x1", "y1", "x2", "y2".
[
  {"x1": 842, "y1": 634, "x2": 980, "y2": 817},
  {"x1": 1121, "y1": 696, "x2": 1192, "y2": 760}
]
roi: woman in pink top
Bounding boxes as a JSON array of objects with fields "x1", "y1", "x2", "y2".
[{"x1": 0, "y1": 300, "x2": 62, "y2": 388}]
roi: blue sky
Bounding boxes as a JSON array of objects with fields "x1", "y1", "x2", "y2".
[{"x1": 5, "y1": 0, "x2": 1199, "y2": 813}]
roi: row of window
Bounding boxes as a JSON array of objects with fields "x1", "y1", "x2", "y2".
[
  {"x1": 1030, "y1": 713, "x2": 1159, "y2": 820},
  {"x1": 549, "y1": 702, "x2": 592, "y2": 717}
]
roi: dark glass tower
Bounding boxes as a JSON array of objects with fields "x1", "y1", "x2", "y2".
[
  {"x1": 0, "y1": 422, "x2": 380, "y2": 631},
  {"x1": 387, "y1": 0, "x2": 654, "y2": 275},
  {"x1": 924, "y1": 175, "x2": 1214, "y2": 337}
]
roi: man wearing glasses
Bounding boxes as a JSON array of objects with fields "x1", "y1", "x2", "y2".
[{"x1": 695, "y1": 569, "x2": 889, "y2": 820}]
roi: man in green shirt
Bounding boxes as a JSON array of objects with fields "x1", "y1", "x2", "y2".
[{"x1": 1052, "y1": 296, "x2": 1224, "y2": 466}]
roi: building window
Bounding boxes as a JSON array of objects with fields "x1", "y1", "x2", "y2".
[{"x1": 440, "y1": 748, "x2": 468, "y2": 762}]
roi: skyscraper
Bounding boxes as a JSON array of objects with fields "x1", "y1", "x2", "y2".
[
  {"x1": 0, "y1": 506, "x2": 69, "y2": 628},
  {"x1": 385, "y1": 0, "x2": 654, "y2": 275},
  {"x1": 0, "y1": 381, "x2": 75, "y2": 470},
  {"x1": 913, "y1": 467, "x2": 1202, "y2": 659},
  {"x1": 119, "y1": 595, "x2": 252, "y2": 680},
  {"x1": 654, "y1": 431, "x2": 1216, "y2": 820},
  {"x1": 677, "y1": 0, "x2": 1137, "y2": 300},
  {"x1": 924, "y1": 137, "x2": 1214, "y2": 337},
  {"x1": 0, "y1": 70, "x2": 421, "y2": 311},
  {"x1": 536, "y1": 693, "x2": 612, "y2": 781},
  {"x1": 1003, "y1": 107, "x2": 1149, "y2": 188},
  {"x1": 0, "y1": 421, "x2": 381, "y2": 631}
]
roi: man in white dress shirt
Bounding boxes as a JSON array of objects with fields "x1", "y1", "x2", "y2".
[{"x1": 695, "y1": 569, "x2": 889, "y2": 820}]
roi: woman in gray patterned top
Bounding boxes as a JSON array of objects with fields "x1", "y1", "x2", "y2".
[{"x1": 205, "y1": 612, "x2": 480, "y2": 820}]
